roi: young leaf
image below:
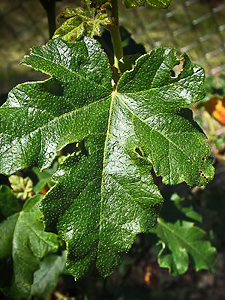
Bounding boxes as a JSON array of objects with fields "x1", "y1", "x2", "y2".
[
  {"x1": 54, "y1": 6, "x2": 111, "y2": 42},
  {"x1": 0, "y1": 38, "x2": 214, "y2": 278},
  {"x1": 153, "y1": 218, "x2": 217, "y2": 275},
  {"x1": 170, "y1": 193, "x2": 202, "y2": 223},
  {"x1": 123, "y1": 0, "x2": 171, "y2": 9}
]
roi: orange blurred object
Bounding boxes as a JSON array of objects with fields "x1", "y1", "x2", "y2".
[
  {"x1": 205, "y1": 96, "x2": 225, "y2": 125},
  {"x1": 144, "y1": 265, "x2": 152, "y2": 286}
]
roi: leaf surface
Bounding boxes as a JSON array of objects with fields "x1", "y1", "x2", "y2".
[
  {"x1": 31, "y1": 251, "x2": 67, "y2": 297},
  {"x1": 154, "y1": 218, "x2": 217, "y2": 275},
  {"x1": 0, "y1": 195, "x2": 59, "y2": 299},
  {"x1": 0, "y1": 214, "x2": 19, "y2": 259},
  {"x1": 0, "y1": 185, "x2": 21, "y2": 221},
  {"x1": 12, "y1": 195, "x2": 59, "y2": 298},
  {"x1": 0, "y1": 38, "x2": 214, "y2": 278}
]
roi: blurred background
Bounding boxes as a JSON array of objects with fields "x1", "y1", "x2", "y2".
[{"x1": 0, "y1": 0, "x2": 225, "y2": 94}]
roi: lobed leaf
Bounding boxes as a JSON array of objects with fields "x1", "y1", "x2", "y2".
[
  {"x1": 154, "y1": 218, "x2": 217, "y2": 275},
  {"x1": 0, "y1": 38, "x2": 214, "y2": 279}
]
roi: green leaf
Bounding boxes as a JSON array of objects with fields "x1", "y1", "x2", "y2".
[
  {"x1": 0, "y1": 214, "x2": 19, "y2": 259},
  {"x1": 123, "y1": 0, "x2": 171, "y2": 9},
  {"x1": 0, "y1": 38, "x2": 112, "y2": 174},
  {"x1": 0, "y1": 38, "x2": 214, "y2": 279},
  {"x1": 1, "y1": 195, "x2": 59, "y2": 299},
  {"x1": 54, "y1": 6, "x2": 111, "y2": 42},
  {"x1": 0, "y1": 185, "x2": 22, "y2": 220},
  {"x1": 154, "y1": 218, "x2": 217, "y2": 275},
  {"x1": 170, "y1": 193, "x2": 202, "y2": 223},
  {"x1": 43, "y1": 138, "x2": 162, "y2": 278},
  {"x1": 32, "y1": 161, "x2": 58, "y2": 193},
  {"x1": 31, "y1": 251, "x2": 67, "y2": 298}
]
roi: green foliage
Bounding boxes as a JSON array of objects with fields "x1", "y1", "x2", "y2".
[
  {"x1": 154, "y1": 218, "x2": 216, "y2": 275},
  {"x1": 32, "y1": 161, "x2": 58, "y2": 193},
  {"x1": 0, "y1": 185, "x2": 22, "y2": 220},
  {"x1": 31, "y1": 251, "x2": 67, "y2": 298},
  {"x1": 0, "y1": 37, "x2": 214, "y2": 281},
  {"x1": 54, "y1": 4, "x2": 111, "y2": 41},
  {"x1": 204, "y1": 72, "x2": 225, "y2": 100},
  {"x1": 123, "y1": 0, "x2": 171, "y2": 9},
  {"x1": 0, "y1": 191, "x2": 62, "y2": 299},
  {"x1": 0, "y1": 0, "x2": 218, "y2": 297}
]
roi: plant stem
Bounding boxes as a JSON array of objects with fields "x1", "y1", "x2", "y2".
[
  {"x1": 39, "y1": 0, "x2": 56, "y2": 39},
  {"x1": 107, "y1": 0, "x2": 123, "y2": 71}
]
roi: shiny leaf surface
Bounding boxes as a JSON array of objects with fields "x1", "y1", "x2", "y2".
[{"x1": 0, "y1": 38, "x2": 214, "y2": 278}]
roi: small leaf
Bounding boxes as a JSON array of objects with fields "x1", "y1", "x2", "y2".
[
  {"x1": 54, "y1": 6, "x2": 111, "y2": 42},
  {"x1": 123, "y1": 0, "x2": 171, "y2": 9},
  {"x1": 153, "y1": 218, "x2": 217, "y2": 275},
  {"x1": 170, "y1": 193, "x2": 202, "y2": 223},
  {"x1": 32, "y1": 161, "x2": 58, "y2": 193},
  {"x1": 9, "y1": 175, "x2": 33, "y2": 200},
  {"x1": 31, "y1": 251, "x2": 67, "y2": 298}
]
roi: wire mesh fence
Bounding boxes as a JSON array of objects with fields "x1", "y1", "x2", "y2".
[
  {"x1": 0, "y1": 0, "x2": 225, "y2": 94},
  {"x1": 120, "y1": 0, "x2": 225, "y2": 75}
]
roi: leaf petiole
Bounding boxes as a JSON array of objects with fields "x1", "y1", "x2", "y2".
[{"x1": 107, "y1": 0, "x2": 123, "y2": 72}]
